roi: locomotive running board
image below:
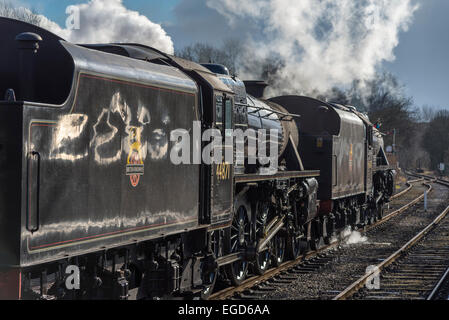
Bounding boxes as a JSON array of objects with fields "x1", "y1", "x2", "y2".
[{"x1": 235, "y1": 170, "x2": 320, "y2": 183}]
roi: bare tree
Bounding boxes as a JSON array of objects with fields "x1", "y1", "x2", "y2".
[
  {"x1": 422, "y1": 110, "x2": 449, "y2": 170},
  {"x1": 420, "y1": 105, "x2": 436, "y2": 122},
  {"x1": 361, "y1": 73, "x2": 419, "y2": 168},
  {"x1": 176, "y1": 39, "x2": 243, "y2": 75},
  {"x1": 0, "y1": 1, "x2": 42, "y2": 26}
]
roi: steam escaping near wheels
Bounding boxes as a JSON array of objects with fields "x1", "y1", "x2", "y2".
[
  {"x1": 329, "y1": 227, "x2": 369, "y2": 246},
  {"x1": 342, "y1": 227, "x2": 369, "y2": 245}
]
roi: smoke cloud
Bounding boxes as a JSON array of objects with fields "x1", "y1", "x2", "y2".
[
  {"x1": 37, "y1": 0, "x2": 173, "y2": 54},
  {"x1": 206, "y1": 0, "x2": 418, "y2": 96}
]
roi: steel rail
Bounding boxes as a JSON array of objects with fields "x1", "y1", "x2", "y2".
[
  {"x1": 334, "y1": 178, "x2": 449, "y2": 300},
  {"x1": 426, "y1": 178, "x2": 449, "y2": 301},
  {"x1": 210, "y1": 239, "x2": 339, "y2": 300},
  {"x1": 372, "y1": 182, "x2": 433, "y2": 228},
  {"x1": 210, "y1": 179, "x2": 428, "y2": 300},
  {"x1": 390, "y1": 183, "x2": 412, "y2": 200},
  {"x1": 427, "y1": 266, "x2": 449, "y2": 300},
  {"x1": 390, "y1": 176, "x2": 424, "y2": 201}
]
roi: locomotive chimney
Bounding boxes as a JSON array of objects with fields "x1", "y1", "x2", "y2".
[
  {"x1": 15, "y1": 32, "x2": 42, "y2": 102},
  {"x1": 243, "y1": 80, "x2": 268, "y2": 99}
]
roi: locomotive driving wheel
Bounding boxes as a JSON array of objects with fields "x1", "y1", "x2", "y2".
[
  {"x1": 201, "y1": 231, "x2": 221, "y2": 299},
  {"x1": 323, "y1": 214, "x2": 337, "y2": 245},
  {"x1": 200, "y1": 273, "x2": 217, "y2": 300},
  {"x1": 225, "y1": 204, "x2": 250, "y2": 286},
  {"x1": 309, "y1": 220, "x2": 325, "y2": 251},
  {"x1": 361, "y1": 208, "x2": 369, "y2": 226},
  {"x1": 286, "y1": 202, "x2": 307, "y2": 259},
  {"x1": 377, "y1": 205, "x2": 384, "y2": 220},
  {"x1": 372, "y1": 207, "x2": 379, "y2": 223},
  {"x1": 366, "y1": 198, "x2": 377, "y2": 224},
  {"x1": 271, "y1": 232, "x2": 286, "y2": 267},
  {"x1": 253, "y1": 203, "x2": 271, "y2": 275},
  {"x1": 287, "y1": 229, "x2": 305, "y2": 259}
]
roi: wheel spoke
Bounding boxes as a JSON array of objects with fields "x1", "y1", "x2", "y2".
[
  {"x1": 231, "y1": 240, "x2": 238, "y2": 252},
  {"x1": 226, "y1": 204, "x2": 251, "y2": 285}
]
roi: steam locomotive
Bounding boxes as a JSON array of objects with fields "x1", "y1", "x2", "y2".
[{"x1": 0, "y1": 17, "x2": 395, "y2": 299}]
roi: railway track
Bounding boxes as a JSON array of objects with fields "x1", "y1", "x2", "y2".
[
  {"x1": 427, "y1": 266, "x2": 449, "y2": 300},
  {"x1": 210, "y1": 176, "x2": 430, "y2": 300},
  {"x1": 390, "y1": 177, "x2": 422, "y2": 200},
  {"x1": 335, "y1": 178, "x2": 449, "y2": 300}
]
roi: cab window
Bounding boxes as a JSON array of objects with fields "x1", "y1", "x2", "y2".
[
  {"x1": 216, "y1": 96, "x2": 223, "y2": 124},
  {"x1": 224, "y1": 98, "x2": 233, "y2": 137}
]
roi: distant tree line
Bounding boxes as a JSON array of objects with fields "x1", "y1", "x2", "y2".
[
  {"x1": 422, "y1": 110, "x2": 449, "y2": 170},
  {"x1": 176, "y1": 40, "x2": 244, "y2": 76}
]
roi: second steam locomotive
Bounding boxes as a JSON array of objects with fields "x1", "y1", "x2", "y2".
[{"x1": 0, "y1": 17, "x2": 395, "y2": 299}]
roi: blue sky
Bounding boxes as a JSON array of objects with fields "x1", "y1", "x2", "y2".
[
  {"x1": 384, "y1": 0, "x2": 449, "y2": 109},
  {"x1": 26, "y1": 0, "x2": 179, "y2": 26},
  {"x1": 18, "y1": 0, "x2": 449, "y2": 109}
]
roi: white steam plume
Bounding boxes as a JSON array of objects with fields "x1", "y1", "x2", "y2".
[
  {"x1": 206, "y1": 0, "x2": 418, "y2": 96},
  {"x1": 34, "y1": 0, "x2": 173, "y2": 54},
  {"x1": 342, "y1": 227, "x2": 368, "y2": 245}
]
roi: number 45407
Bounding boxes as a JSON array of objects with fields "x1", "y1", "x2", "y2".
[{"x1": 216, "y1": 163, "x2": 231, "y2": 181}]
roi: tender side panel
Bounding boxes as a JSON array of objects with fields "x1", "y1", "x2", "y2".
[
  {"x1": 21, "y1": 75, "x2": 200, "y2": 264},
  {"x1": 0, "y1": 104, "x2": 22, "y2": 267},
  {"x1": 268, "y1": 96, "x2": 366, "y2": 201},
  {"x1": 366, "y1": 144, "x2": 374, "y2": 194},
  {"x1": 332, "y1": 109, "x2": 366, "y2": 199},
  {"x1": 267, "y1": 96, "x2": 339, "y2": 200},
  {"x1": 299, "y1": 134, "x2": 333, "y2": 200}
]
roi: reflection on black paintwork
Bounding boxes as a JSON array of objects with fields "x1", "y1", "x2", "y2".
[
  {"x1": 90, "y1": 107, "x2": 121, "y2": 165},
  {"x1": 148, "y1": 129, "x2": 168, "y2": 160},
  {"x1": 88, "y1": 92, "x2": 172, "y2": 164},
  {"x1": 50, "y1": 114, "x2": 89, "y2": 161}
]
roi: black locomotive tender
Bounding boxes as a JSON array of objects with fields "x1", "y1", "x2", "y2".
[{"x1": 0, "y1": 18, "x2": 395, "y2": 299}]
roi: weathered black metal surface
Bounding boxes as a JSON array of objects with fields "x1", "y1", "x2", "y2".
[
  {"x1": 22, "y1": 73, "x2": 200, "y2": 265},
  {"x1": 0, "y1": 18, "x2": 204, "y2": 266},
  {"x1": 0, "y1": 102, "x2": 23, "y2": 267},
  {"x1": 0, "y1": 18, "x2": 74, "y2": 105},
  {"x1": 269, "y1": 96, "x2": 366, "y2": 201}
]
